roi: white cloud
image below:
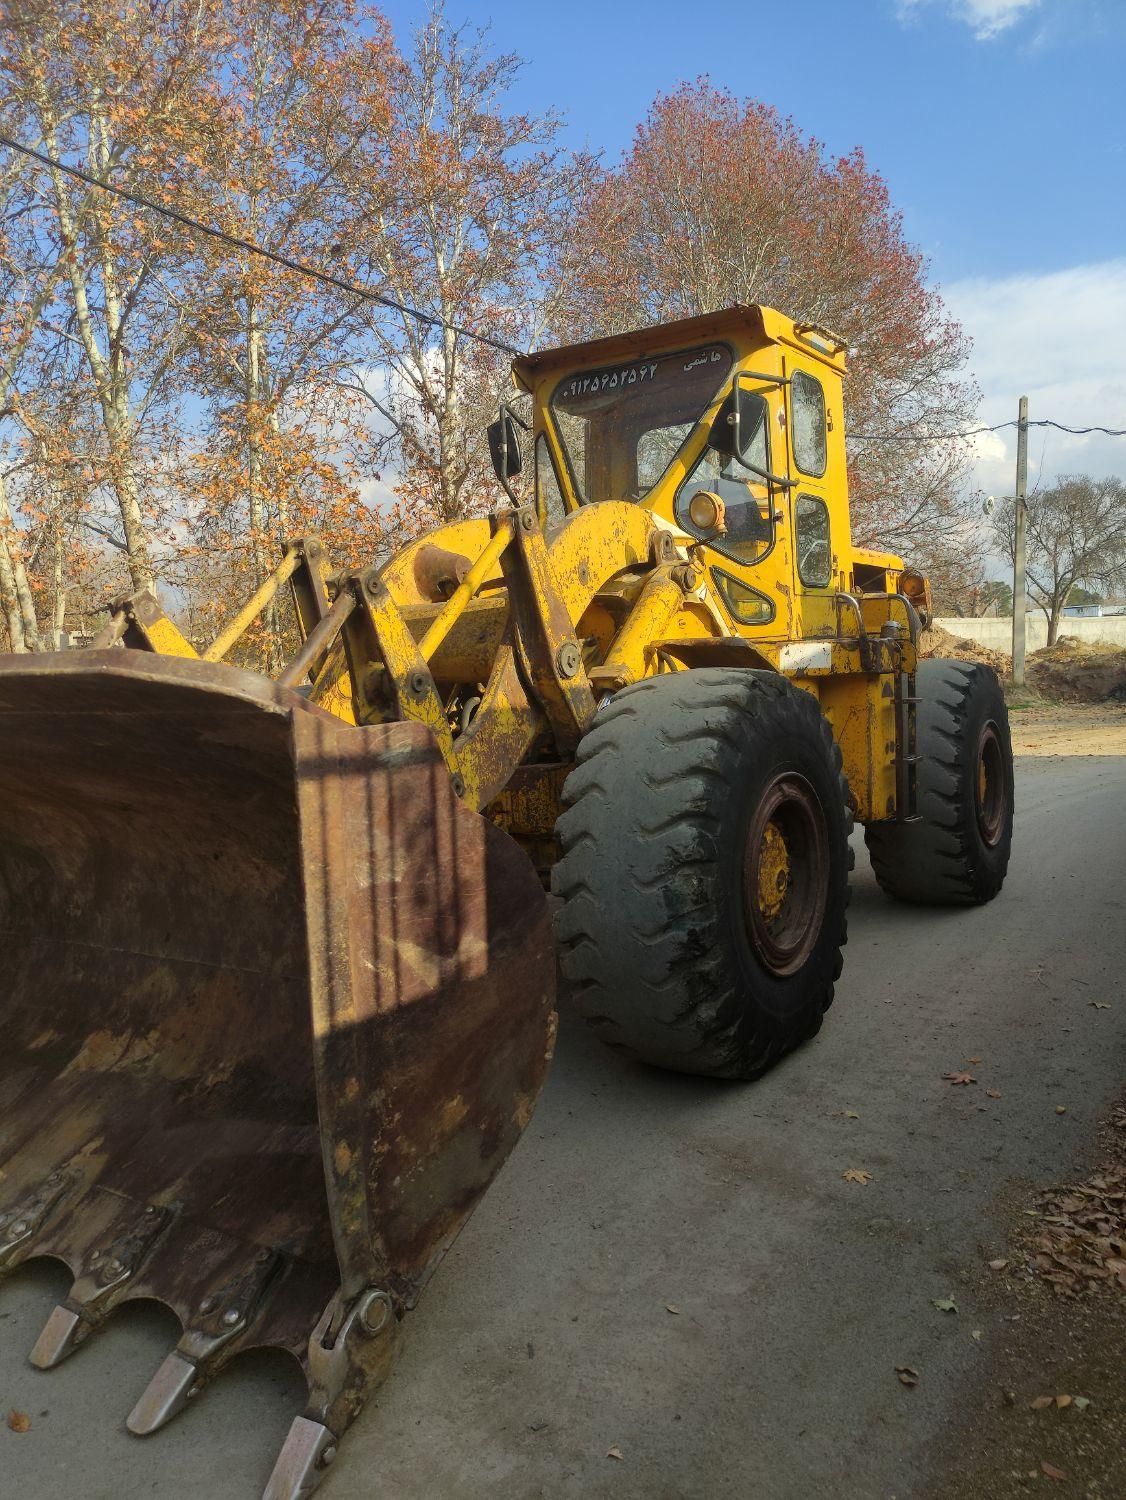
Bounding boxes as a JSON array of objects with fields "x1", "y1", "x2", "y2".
[
  {"x1": 897, "y1": 0, "x2": 1041, "y2": 39},
  {"x1": 941, "y1": 258, "x2": 1126, "y2": 498}
]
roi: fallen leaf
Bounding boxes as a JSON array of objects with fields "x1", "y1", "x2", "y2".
[
  {"x1": 1089, "y1": 1001, "x2": 1111, "y2": 1010},
  {"x1": 844, "y1": 1110, "x2": 860, "y2": 1119},
  {"x1": 1029, "y1": 1396, "x2": 1054, "y2": 1410},
  {"x1": 6, "y1": 1410, "x2": 30, "y2": 1434},
  {"x1": 1073, "y1": 1397, "x2": 1091, "y2": 1411},
  {"x1": 1055, "y1": 1106, "x2": 1067, "y2": 1115},
  {"x1": 932, "y1": 1296, "x2": 958, "y2": 1313},
  {"x1": 895, "y1": 1365, "x2": 919, "y2": 1387},
  {"x1": 1040, "y1": 1461, "x2": 1066, "y2": 1480},
  {"x1": 968, "y1": 1056, "x2": 982, "y2": 1065},
  {"x1": 1055, "y1": 1395, "x2": 1072, "y2": 1410},
  {"x1": 607, "y1": 1446, "x2": 623, "y2": 1461},
  {"x1": 988, "y1": 1258, "x2": 1009, "y2": 1271},
  {"x1": 842, "y1": 1168, "x2": 872, "y2": 1184},
  {"x1": 665, "y1": 1304, "x2": 680, "y2": 1315},
  {"x1": 986, "y1": 1089, "x2": 1002, "y2": 1099},
  {"x1": 943, "y1": 1072, "x2": 976, "y2": 1086},
  {"x1": 971, "y1": 1329, "x2": 982, "y2": 1341}
]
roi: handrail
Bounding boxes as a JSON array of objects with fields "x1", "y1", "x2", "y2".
[{"x1": 418, "y1": 518, "x2": 514, "y2": 663}]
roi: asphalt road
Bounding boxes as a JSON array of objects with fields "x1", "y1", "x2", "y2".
[{"x1": 2, "y1": 752, "x2": 1124, "y2": 1500}]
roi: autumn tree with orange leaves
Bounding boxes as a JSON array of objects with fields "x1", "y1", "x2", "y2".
[
  {"x1": 0, "y1": 0, "x2": 230, "y2": 609},
  {"x1": 556, "y1": 81, "x2": 979, "y2": 571},
  {"x1": 343, "y1": 7, "x2": 598, "y2": 529},
  {"x1": 170, "y1": 0, "x2": 403, "y2": 662},
  {"x1": 1, "y1": 23, "x2": 987, "y2": 656}
]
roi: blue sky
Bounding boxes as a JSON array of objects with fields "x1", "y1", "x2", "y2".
[{"x1": 380, "y1": 0, "x2": 1126, "y2": 496}]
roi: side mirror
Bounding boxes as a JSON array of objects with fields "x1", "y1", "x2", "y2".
[
  {"x1": 487, "y1": 410, "x2": 524, "y2": 484},
  {"x1": 710, "y1": 386, "x2": 768, "y2": 468}
]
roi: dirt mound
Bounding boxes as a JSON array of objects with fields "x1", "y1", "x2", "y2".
[
  {"x1": 918, "y1": 623, "x2": 1011, "y2": 676},
  {"x1": 917, "y1": 628, "x2": 1126, "y2": 703},
  {"x1": 1029, "y1": 638, "x2": 1126, "y2": 703}
]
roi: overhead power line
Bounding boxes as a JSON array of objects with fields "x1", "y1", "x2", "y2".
[
  {"x1": 0, "y1": 133, "x2": 524, "y2": 358},
  {"x1": 851, "y1": 418, "x2": 1126, "y2": 441}
]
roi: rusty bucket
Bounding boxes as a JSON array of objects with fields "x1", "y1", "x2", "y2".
[{"x1": 0, "y1": 651, "x2": 555, "y2": 1496}]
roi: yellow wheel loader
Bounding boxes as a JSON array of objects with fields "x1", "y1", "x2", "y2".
[{"x1": 0, "y1": 305, "x2": 1014, "y2": 1496}]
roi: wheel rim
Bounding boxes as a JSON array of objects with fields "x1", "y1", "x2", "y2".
[
  {"x1": 743, "y1": 773, "x2": 829, "y2": 977},
  {"x1": 975, "y1": 722, "x2": 1006, "y2": 847}
]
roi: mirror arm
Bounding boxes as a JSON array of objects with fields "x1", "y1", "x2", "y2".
[{"x1": 737, "y1": 458, "x2": 795, "y2": 491}]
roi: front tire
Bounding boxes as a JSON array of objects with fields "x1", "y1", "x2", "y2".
[
  {"x1": 864, "y1": 658, "x2": 1014, "y2": 905},
  {"x1": 551, "y1": 669, "x2": 852, "y2": 1079}
]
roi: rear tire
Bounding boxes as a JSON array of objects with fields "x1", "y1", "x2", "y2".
[
  {"x1": 551, "y1": 669, "x2": 851, "y2": 1079},
  {"x1": 864, "y1": 658, "x2": 1014, "y2": 905}
]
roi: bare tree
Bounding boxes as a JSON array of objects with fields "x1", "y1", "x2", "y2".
[{"x1": 994, "y1": 474, "x2": 1126, "y2": 647}]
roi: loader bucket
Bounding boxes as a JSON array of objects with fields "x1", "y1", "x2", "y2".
[{"x1": 0, "y1": 651, "x2": 555, "y2": 1497}]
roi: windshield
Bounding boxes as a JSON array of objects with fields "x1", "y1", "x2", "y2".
[{"x1": 550, "y1": 344, "x2": 732, "y2": 505}]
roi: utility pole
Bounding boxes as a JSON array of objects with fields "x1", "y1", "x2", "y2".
[{"x1": 1011, "y1": 396, "x2": 1029, "y2": 686}]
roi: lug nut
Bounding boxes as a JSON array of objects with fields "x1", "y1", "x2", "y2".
[
  {"x1": 222, "y1": 1308, "x2": 242, "y2": 1327},
  {"x1": 199, "y1": 1296, "x2": 216, "y2": 1314},
  {"x1": 10, "y1": 1220, "x2": 28, "y2": 1237},
  {"x1": 320, "y1": 1445, "x2": 338, "y2": 1468}
]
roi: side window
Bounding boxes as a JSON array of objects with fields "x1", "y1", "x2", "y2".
[
  {"x1": 711, "y1": 569, "x2": 775, "y2": 626},
  {"x1": 791, "y1": 370, "x2": 827, "y2": 478},
  {"x1": 795, "y1": 495, "x2": 832, "y2": 588},
  {"x1": 535, "y1": 433, "x2": 567, "y2": 526}
]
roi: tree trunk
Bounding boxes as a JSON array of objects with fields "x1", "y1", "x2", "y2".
[
  {"x1": 0, "y1": 470, "x2": 40, "y2": 651},
  {"x1": 37, "y1": 95, "x2": 155, "y2": 595},
  {"x1": 246, "y1": 297, "x2": 282, "y2": 670},
  {"x1": 438, "y1": 326, "x2": 461, "y2": 522},
  {"x1": 50, "y1": 525, "x2": 67, "y2": 649},
  {"x1": 0, "y1": 535, "x2": 27, "y2": 651},
  {"x1": 1046, "y1": 606, "x2": 1061, "y2": 649},
  {"x1": 104, "y1": 406, "x2": 154, "y2": 592}
]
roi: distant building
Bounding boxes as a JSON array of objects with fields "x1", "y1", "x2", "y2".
[{"x1": 1062, "y1": 603, "x2": 1102, "y2": 618}]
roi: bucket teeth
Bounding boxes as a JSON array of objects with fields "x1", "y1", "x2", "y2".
[
  {"x1": 29, "y1": 1305, "x2": 84, "y2": 1369},
  {"x1": 126, "y1": 1247, "x2": 286, "y2": 1436},
  {"x1": 262, "y1": 1416, "x2": 339, "y2": 1500},
  {"x1": 26, "y1": 1196, "x2": 172, "y2": 1367},
  {"x1": 127, "y1": 1352, "x2": 200, "y2": 1435}
]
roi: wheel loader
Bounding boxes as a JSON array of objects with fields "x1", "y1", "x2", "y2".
[{"x1": 0, "y1": 304, "x2": 1014, "y2": 1496}]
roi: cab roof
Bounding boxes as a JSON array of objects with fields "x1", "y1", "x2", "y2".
[{"x1": 511, "y1": 304, "x2": 848, "y2": 391}]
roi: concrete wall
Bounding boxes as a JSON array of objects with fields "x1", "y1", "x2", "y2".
[{"x1": 933, "y1": 615, "x2": 1126, "y2": 652}]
